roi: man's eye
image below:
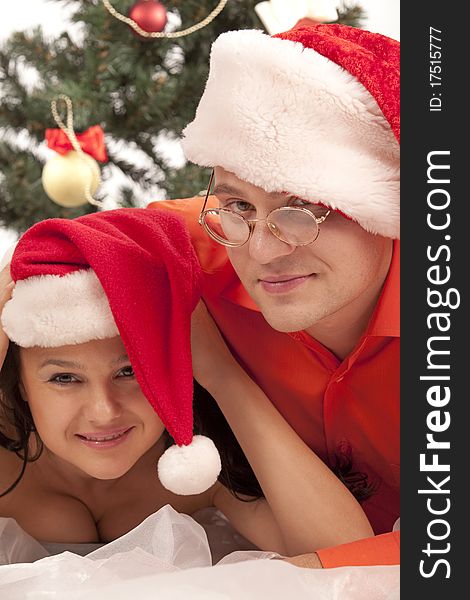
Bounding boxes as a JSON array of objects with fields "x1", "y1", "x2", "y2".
[
  {"x1": 49, "y1": 374, "x2": 77, "y2": 385},
  {"x1": 308, "y1": 206, "x2": 330, "y2": 219},
  {"x1": 291, "y1": 198, "x2": 308, "y2": 206},
  {"x1": 224, "y1": 200, "x2": 254, "y2": 214},
  {"x1": 118, "y1": 366, "x2": 135, "y2": 378},
  {"x1": 289, "y1": 198, "x2": 328, "y2": 217},
  {"x1": 289, "y1": 196, "x2": 314, "y2": 208}
]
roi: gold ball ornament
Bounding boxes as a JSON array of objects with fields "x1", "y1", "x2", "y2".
[{"x1": 42, "y1": 151, "x2": 101, "y2": 207}]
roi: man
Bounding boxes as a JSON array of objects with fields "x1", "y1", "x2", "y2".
[{"x1": 151, "y1": 23, "x2": 400, "y2": 568}]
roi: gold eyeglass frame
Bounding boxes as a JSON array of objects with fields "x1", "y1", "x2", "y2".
[{"x1": 198, "y1": 170, "x2": 331, "y2": 248}]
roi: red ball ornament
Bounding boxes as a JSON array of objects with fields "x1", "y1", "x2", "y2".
[{"x1": 128, "y1": 0, "x2": 167, "y2": 37}]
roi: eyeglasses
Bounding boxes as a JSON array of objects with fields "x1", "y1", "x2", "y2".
[{"x1": 198, "y1": 170, "x2": 331, "y2": 248}]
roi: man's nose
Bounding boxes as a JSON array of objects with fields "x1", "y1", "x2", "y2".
[
  {"x1": 83, "y1": 385, "x2": 122, "y2": 423},
  {"x1": 247, "y1": 220, "x2": 296, "y2": 264}
]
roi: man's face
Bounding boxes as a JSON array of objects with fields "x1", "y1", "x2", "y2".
[{"x1": 213, "y1": 167, "x2": 393, "y2": 334}]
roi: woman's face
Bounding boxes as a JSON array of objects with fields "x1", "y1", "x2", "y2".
[{"x1": 19, "y1": 336, "x2": 165, "y2": 480}]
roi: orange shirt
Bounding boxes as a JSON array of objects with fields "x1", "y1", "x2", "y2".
[{"x1": 149, "y1": 197, "x2": 400, "y2": 567}]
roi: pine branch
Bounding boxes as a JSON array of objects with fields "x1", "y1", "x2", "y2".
[
  {"x1": 0, "y1": 0, "x2": 367, "y2": 232},
  {"x1": 337, "y1": 3, "x2": 367, "y2": 28},
  {"x1": 0, "y1": 140, "x2": 95, "y2": 232}
]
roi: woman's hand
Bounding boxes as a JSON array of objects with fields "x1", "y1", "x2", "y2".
[
  {"x1": 0, "y1": 265, "x2": 14, "y2": 370},
  {"x1": 190, "y1": 300, "x2": 240, "y2": 392}
]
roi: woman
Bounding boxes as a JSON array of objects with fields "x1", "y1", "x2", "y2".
[{"x1": 0, "y1": 208, "x2": 373, "y2": 557}]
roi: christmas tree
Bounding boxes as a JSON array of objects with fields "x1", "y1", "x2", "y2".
[{"x1": 0, "y1": 0, "x2": 365, "y2": 233}]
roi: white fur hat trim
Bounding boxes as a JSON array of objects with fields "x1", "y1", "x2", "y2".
[
  {"x1": 182, "y1": 30, "x2": 400, "y2": 239},
  {"x1": 1, "y1": 269, "x2": 118, "y2": 348},
  {"x1": 157, "y1": 435, "x2": 222, "y2": 495}
]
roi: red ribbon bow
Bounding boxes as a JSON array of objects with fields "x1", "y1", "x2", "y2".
[{"x1": 45, "y1": 125, "x2": 108, "y2": 162}]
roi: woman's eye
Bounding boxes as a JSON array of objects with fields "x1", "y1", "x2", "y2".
[
  {"x1": 118, "y1": 365, "x2": 135, "y2": 378},
  {"x1": 49, "y1": 374, "x2": 77, "y2": 385}
]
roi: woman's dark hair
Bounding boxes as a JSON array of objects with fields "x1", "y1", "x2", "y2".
[
  {"x1": 0, "y1": 343, "x2": 42, "y2": 498},
  {"x1": 191, "y1": 380, "x2": 264, "y2": 500}
]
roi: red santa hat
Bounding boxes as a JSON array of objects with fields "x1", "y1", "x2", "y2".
[
  {"x1": 1, "y1": 208, "x2": 221, "y2": 496},
  {"x1": 181, "y1": 23, "x2": 400, "y2": 239}
]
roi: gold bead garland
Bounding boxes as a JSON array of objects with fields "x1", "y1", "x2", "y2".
[{"x1": 102, "y1": 0, "x2": 229, "y2": 39}]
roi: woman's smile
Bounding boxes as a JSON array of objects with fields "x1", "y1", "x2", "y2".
[{"x1": 75, "y1": 425, "x2": 135, "y2": 449}]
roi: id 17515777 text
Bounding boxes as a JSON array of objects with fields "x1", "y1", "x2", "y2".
[{"x1": 429, "y1": 27, "x2": 442, "y2": 112}]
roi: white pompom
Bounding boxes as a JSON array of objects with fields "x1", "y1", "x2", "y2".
[{"x1": 157, "y1": 435, "x2": 222, "y2": 495}]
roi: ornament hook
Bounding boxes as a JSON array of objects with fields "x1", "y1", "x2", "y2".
[{"x1": 50, "y1": 95, "x2": 104, "y2": 208}]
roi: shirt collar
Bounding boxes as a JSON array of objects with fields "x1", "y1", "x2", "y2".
[{"x1": 365, "y1": 240, "x2": 400, "y2": 337}]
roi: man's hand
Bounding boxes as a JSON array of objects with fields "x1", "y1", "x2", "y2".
[
  {"x1": 283, "y1": 552, "x2": 323, "y2": 569},
  {"x1": 0, "y1": 265, "x2": 14, "y2": 369}
]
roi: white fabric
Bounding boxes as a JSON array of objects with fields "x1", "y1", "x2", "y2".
[
  {"x1": 182, "y1": 30, "x2": 400, "y2": 238},
  {"x1": 1, "y1": 269, "x2": 118, "y2": 348},
  {"x1": 0, "y1": 505, "x2": 399, "y2": 599}
]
